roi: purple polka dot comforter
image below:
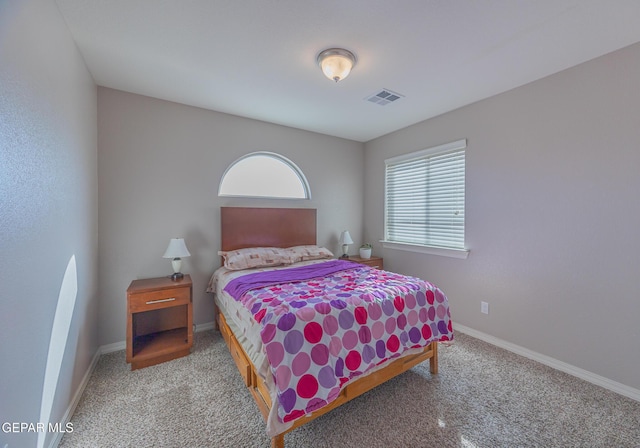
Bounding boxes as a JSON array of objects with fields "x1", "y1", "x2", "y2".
[{"x1": 223, "y1": 259, "x2": 454, "y2": 433}]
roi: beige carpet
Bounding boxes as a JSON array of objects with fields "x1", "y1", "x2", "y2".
[{"x1": 59, "y1": 331, "x2": 640, "y2": 447}]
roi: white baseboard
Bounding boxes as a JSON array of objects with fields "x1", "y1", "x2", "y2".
[
  {"x1": 48, "y1": 347, "x2": 101, "y2": 448},
  {"x1": 100, "y1": 340, "x2": 126, "y2": 354},
  {"x1": 453, "y1": 323, "x2": 640, "y2": 402},
  {"x1": 195, "y1": 321, "x2": 215, "y2": 332}
]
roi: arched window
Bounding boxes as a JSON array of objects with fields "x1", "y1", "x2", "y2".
[{"x1": 218, "y1": 152, "x2": 311, "y2": 199}]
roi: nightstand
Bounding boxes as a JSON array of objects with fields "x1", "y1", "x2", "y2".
[
  {"x1": 347, "y1": 256, "x2": 383, "y2": 270},
  {"x1": 126, "y1": 275, "x2": 193, "y2": 370}
]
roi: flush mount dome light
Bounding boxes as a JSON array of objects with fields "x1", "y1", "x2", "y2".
[{"x1": 317, "y1": 48, "x2": 357, "y2": 82}]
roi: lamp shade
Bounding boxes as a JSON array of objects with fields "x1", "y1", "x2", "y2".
[
  {"x1": 317, "y1": 48, "x2": 356, "y2": 82},
  {"x1": 163, "y1": 238, "x2": 191, "y2": 259},
  {"x1": 339, "y1": 231, "x2": 354, "y2": 245}
]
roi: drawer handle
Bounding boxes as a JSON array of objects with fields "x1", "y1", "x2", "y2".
[{"x1": 146, "y1": 297, "x2": 176, "y2": 305}]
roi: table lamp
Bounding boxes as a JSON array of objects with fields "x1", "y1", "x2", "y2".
[
  {"x1": 339, "y1": 230, "x2": 354, "y2": 258},
  {"x1": 163, "y1": 238, "x2": 191, "y2": 281}
]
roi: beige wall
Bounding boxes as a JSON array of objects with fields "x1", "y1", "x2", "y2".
[
  {"x1": 0, "y1": 1, "x2": 98, "y2": 447},
  {"x1": 364, "y1": 42, "x2": 640, "y2": 391},
  {"x1": 97, "y1": 88, "x2": 364, "y2": 345}
]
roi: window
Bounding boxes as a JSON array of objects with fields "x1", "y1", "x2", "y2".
[
  {"x1": 383, "y1": 139, "x2": 468, "y2": 259},
  {"x1": 218, "y1": 152, "x2": 311, "y2": 199}
]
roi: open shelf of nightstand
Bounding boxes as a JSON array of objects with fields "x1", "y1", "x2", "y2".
[{"x1": 132, "y1": 327, "x2": 190, "y2": 359}]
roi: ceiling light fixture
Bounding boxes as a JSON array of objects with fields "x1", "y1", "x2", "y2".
[{"x1": 317, "y1": 48, "x2": 357, "y2": 83}]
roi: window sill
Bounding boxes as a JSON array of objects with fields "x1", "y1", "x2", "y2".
[{"x1": 380, "y1": 241, "x2": 470, "y2": 259}]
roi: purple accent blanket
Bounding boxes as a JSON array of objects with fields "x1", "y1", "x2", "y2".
[{"x1": 224, "y1": 259, "x2": 359, "y2": 299}]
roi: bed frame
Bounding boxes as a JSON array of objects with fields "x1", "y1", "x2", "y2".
[{"x1": 215, "y1": 207, "x2": 439, "y2": 448}]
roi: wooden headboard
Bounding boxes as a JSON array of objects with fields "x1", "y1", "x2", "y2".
[{"x1": 221, "y1": 207, "x2": 317, "y2": 251}]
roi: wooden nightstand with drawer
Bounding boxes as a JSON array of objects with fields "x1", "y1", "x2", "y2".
[
  {"x1": 348, "y1": 256, "x2": 384, "y2": 270},
  {"x1": 126, "y1": 275, "x2": 193, "y2": 370}
]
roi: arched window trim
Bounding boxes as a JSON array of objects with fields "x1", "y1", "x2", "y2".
[{"x1": 218, "y1": 151, "x2": 312, "y2": 199}]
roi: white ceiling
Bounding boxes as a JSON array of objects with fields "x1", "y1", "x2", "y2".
[{"x1": 56, "y1": 0, "x2": 640, "y2": 142}]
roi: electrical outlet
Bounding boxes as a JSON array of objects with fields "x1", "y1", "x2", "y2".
[{"x1": 481, "y1": 301, "x2": 489, "y2": 314}]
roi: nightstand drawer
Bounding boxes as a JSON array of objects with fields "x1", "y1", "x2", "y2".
[{"x1": 129, "y1": 287, "x2": 190, "y2": 313}]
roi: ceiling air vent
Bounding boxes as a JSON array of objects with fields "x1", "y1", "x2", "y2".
[{"x1": 365, "y1": 89, "x2": 404, "y2": 106}]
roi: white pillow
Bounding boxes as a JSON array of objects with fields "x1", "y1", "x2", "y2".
[
  {"x1": 286, "y1": 245, "x2": 334, "y2": 263},
  {"x1": 218, "y1": 247, "x2": 294, "y2": 270}
]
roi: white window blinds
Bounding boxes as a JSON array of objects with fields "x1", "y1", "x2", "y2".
[{"x1": 385, "y1": 139, "x2": 466, "y2": 250}]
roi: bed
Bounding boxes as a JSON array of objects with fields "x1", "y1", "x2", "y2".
[{"x1": 209, "y1": 207, "x2": 453, "y2": 447}]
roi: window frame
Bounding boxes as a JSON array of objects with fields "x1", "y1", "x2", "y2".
[
  {"x1": 218, "y1": 151, "x2": 311, "y2": 200},
  {"x1": 382, "y1": 139, "x2": 469, "y2": 259}
]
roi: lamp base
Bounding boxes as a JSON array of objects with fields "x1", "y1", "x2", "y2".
[
  {"x1": 170, "y1": 272, "x2": 184, "y2": 281},
  {"x1": 340, "y1": 254, "x2": 350, "y2": 259}
]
